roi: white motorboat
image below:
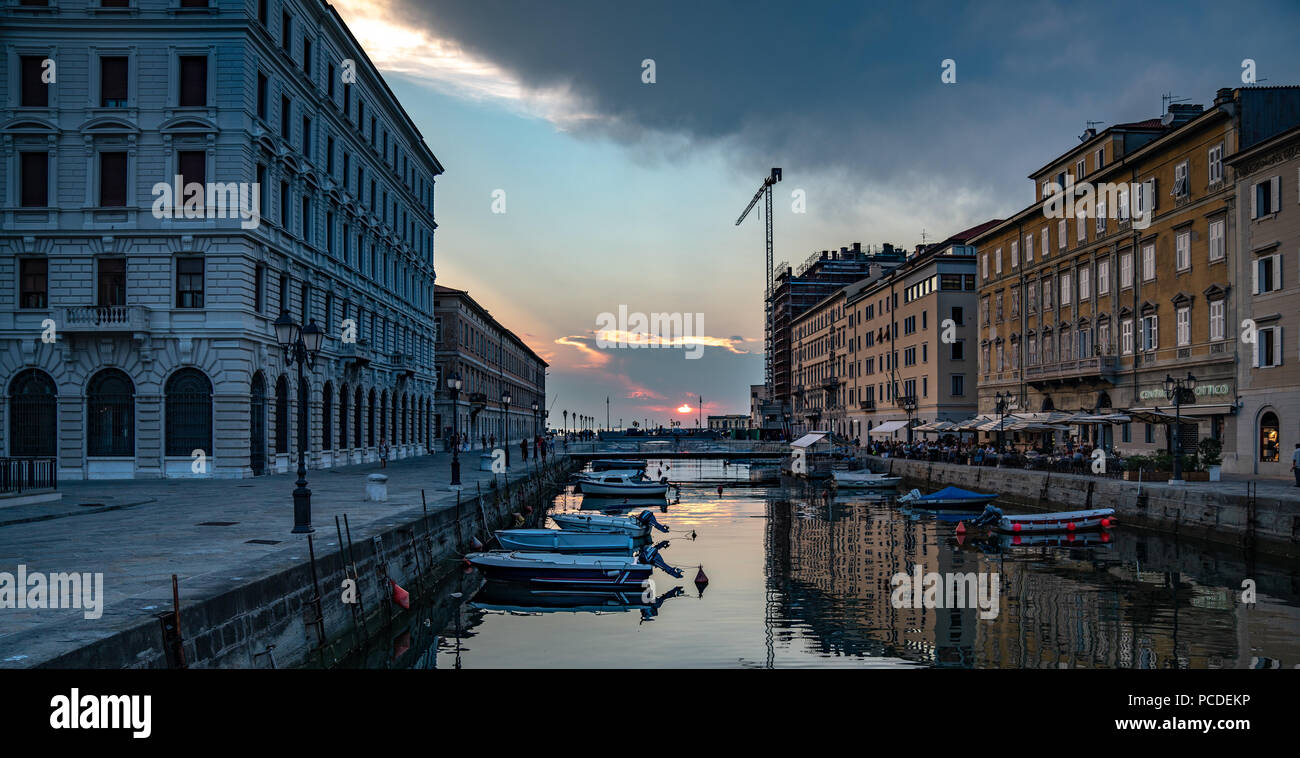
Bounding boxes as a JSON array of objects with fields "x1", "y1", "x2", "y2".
[
  {"x1": 832, "y1": 471, "x2": 902, "y2": 489},
  {"x1": 549, "y1": 510, "x2": 668, "y2": 537},
  {"x1": 580, "y1": 471, "x2": 670, "y2": 497},
  {"x1": 464, "y1": 544, "x2": 682, "y2": 589}
]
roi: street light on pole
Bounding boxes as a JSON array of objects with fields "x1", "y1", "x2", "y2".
[
  {"x1": 995, "y1": 391, "x2": 1010, "y2": 463},
  {"x1": 274, "y1": 311, "x2": 325, "y2": 534},
  {"x1": 447, "y1": 371, "x2": 463, "y2": 489},
  {"x1": 501, "y1": 389, "x2": 512, "y2": 468},
  {"x1": 1164, "y1": 372, "x2": 1196, "y2": 484}
]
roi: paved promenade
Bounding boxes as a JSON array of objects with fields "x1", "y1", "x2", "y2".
[{"x1": 0, "y1": 448, "x2": 567, "y2": 667}]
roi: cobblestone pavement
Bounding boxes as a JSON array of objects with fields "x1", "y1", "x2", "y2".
[{"x1": 0, "y1": 448, "x2": 567, "y2": 666}]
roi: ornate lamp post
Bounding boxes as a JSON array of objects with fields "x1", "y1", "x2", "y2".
[
  {"x1": 447, "y1": 371, "x2": 463, "y2": 489},
  {"x1": 899, "y1": 394, "x2": 918, "y2": 445},
  {"x1": 1164, "y1": 372, "x2": 1196, "y2": 484},
  {"x1": 274, "y1": 311, "x2": 325, "y2": 534},
  {"x1": 501, "y1": 389, "x2": 512, "y2": 468},
  {"x1": 994, "y1": 391, "x2": 1011, "y2": 455},
  {"x1": 531, "y1": 400, "x2": 540, "y2": 437}
]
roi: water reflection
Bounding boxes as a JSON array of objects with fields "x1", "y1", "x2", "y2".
[{"x1": 346, "y1": 458, "x2": 1300, "y2": 669}]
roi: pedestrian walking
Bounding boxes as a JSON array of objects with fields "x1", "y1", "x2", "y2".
[{"x1": 1292, "y1": 443, "x2": 1300, "y2": 487}]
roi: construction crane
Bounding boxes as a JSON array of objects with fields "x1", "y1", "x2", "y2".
[{"x1": 735, "y1": 167, "x2": 782, "y2": 392}]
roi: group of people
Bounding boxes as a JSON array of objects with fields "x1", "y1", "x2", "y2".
[
  {"x1": 854, "y1": 436, "x2": 1107, "y2": 472},
  {"x1": 443, "y1": 432, "x2": 557, "y2": 461}
]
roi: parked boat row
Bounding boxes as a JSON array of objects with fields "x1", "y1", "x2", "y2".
[
  {"x1": 464, "y1": 510, "x2": 684, "y2": 591},
  {"x1": 883, "y1": 486, "x2": 1117, "y2": 535}
]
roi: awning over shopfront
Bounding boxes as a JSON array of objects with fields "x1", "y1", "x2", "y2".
[
  {"x1": 791, "y1": 432, "x2": 828, "y2": 448},
  {"x1": 867, "y1": 420, "x2": 909, "y2": 435},
  {"x1": 913, "y1": 420, "x2": 956, "y2": 433}
]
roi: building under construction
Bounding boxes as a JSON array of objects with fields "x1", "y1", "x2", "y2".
[{"x1": 764, "y1": 243, "x2": 908, "y2": 435}]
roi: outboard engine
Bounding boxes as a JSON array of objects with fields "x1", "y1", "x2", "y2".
[
  {"x1": 971, "y1": 504, "x2": 1004, "y2": 527},
  {"x1": 636, "y1": 510, "x2": 670, "y2": 533},
  {"x1": 639, "y1": 544, "x2": 684, "y2": 579}
]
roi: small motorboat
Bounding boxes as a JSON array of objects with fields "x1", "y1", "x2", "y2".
[
  {"x1": 832, "y1": 471, "x2": 902, "y2": 489},
  {"x1": 590, "y1": 458, "x2": 646, "y2": 471},
  {"x1": 464, "y1": 544, "x2": 682, "y2": 589},
  {"x1": 575, "y1": 468, "x2": 644, "y2": 481},
  {"x1": 897, "y1": 486, "x2": 998, "y2": 509},
  {"x1": 550, "y1": 510, "x2": 668, "y2": 537},
  {"x1": 494, "y1": 528, "x2": 636, "y2": 554},
  {"x1": 580, "y1": 471, "x2": 670, "y2": 497}
]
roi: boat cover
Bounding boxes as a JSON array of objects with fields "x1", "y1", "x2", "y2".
[{"x1": 921, "y1": 486, "x2": 996, "y2": 501}]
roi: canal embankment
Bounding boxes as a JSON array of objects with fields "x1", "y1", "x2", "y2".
[
  {"x1": 867, "y1": 455, "x2": 1300, "y2": 559},
  {"x1": 2, "y1": 452, "x2": 579, "y2": 669}
]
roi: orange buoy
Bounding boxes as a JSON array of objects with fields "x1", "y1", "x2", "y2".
[
  {"x1": 955, "y1": 521, "x2": 967, "y2": 534},
  {"x1": 1100, "y1": 517, "x2": 1111, "y2": 528},
  {"x1": 391, "y1": 580, "x2": 410, "y2": 610}
]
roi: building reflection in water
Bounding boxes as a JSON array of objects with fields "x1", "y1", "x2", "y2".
[{"x1": 765, "y1": 488, "x2": 1300, "y2": 669}]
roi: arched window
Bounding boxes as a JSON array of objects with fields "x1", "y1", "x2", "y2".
[
  {"x1": 367, "y1": 388, "x2": 376, "y2": 447},
  {"x1": 1260, "y1": 411, "x2": 1280, "y2": 462},
  {"x1": 339, "y1": 383, "x2": 349, "y2": 449},
  {"x1": 322, "y1": 381, "x2": 333, "y2": 451},
  {"x1": 9, "y1": 369, "x2": 57, "y2": 457},
  {"x1": 87, "y1": 368, "x2": 134, "y2": 457},
  {"x1": 274, "y1": 375, "x2": 289, "y2": 454},
  {"x1": 165, "y1": 368, "x2": 212, "y2": 457},
  {"x1": 250, "y1": 372, "x2": 267, "y2": 475},
  {"x1": 354, "y1": 386, "x2": 362, "y2": 448}
]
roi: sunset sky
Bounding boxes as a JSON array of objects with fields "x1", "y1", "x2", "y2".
[{"x1": 333, "y1": 0, "x2": 1300, "y2": 427}]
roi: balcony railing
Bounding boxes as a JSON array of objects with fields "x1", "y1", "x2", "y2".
[
  {"x1": 60, "y1": 305, "x2": 149, "y2": 332},
  {"x1": 1024, "y1": 355, "x2": 1119, "y2": 382},
  {"x1": 0, "y1": 458, "x2": 57, "y2": 495}
]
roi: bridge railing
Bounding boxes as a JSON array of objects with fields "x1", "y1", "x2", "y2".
[{"x1": 562, "y1": 439, "x2": 791, "y2": 455}]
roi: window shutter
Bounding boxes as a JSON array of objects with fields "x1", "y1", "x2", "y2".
[
  {"x1": 1147, "y1": 178, "x2": 1158, "y2": 211},
  {"x1": 1278, "y1": 326, "x2": 1284, "y2": 366},
  {"x1": 1253, "y1": 259, "x2": 1260, "y2": 294},
  {"x1": 1271, "y1": 176, "x2": 1281, "y2": 212},
  {"x1": 1252, "y1": 336, "x2": 1260, "y2": 367},
  {"x1": 1274, "y1": 254, "x2": 1283, "y2": 289}
]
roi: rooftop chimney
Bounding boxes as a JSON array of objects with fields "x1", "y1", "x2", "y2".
[{"x1": 852, "y1": 242, "x2": 861, "y2": 253}]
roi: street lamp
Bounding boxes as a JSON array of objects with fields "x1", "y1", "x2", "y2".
[
  {"x1": 274, "y1": 311, "x2": 325, "y2": 534},
  {"x1": 994, "y1": 391, "x2": 1011, "y2": 462},
  {"x1": 531, "y1": 400, "x2": 539, "y2": 438},
  {"x1": 447, "y1": 371, "x2": 463, "y2": 489},
  {"x1": 899, "y1": 393, "x2": 918, "y2": 444},
  {"x1": 501, "y1": 389, "x2": 512, "y2": 468},
  {"x1": 1164, "y1": 372, "x2": 1197, "y2": 484}
]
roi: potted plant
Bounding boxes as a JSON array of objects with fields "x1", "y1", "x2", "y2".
[{"x1": 1199, "y1": 438, "x2": 1223, "y2": 482}]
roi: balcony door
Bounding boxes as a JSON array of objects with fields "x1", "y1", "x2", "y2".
[{"x1": 98, "y1": 258, "x2": 126, "y2": 308}]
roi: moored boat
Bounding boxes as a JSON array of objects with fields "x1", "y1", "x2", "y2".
[
  {"x1": 995, "y1": 507, "x2": 1116, "y2": 533},
  {"x1": 897, "y1": 486, "x2": 998, "y2": 509},
  {"x1": 832, "y1": 471, "x2": 902, "y2": 489},
  {"x1": 464, "y1": 544, "x2": 682, "y2": 589},
  {"x1": 580, "y1": 472, "x2": 670, "y2": 497},
  {"x1": 494, "y1": 528, "x2": 636, "y2": 554},
  {"x1": 549, "y1": 510, "x2": 668, "y2": 537}
]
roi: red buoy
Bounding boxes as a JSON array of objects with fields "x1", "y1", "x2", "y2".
[
  {"x1": 1013, "y1": 522, "x2": 1022, "y2": 532},
  {"x1": 955, "y1": 521, "x2": 967, "y2": 534},
  {"x1": 391, "y1": 580, "x2": 410, "y2": 610},
  {"x1": 1013, "y1": 535, "x2": 1022, "y2": 545},
  {"x1": 694, "y1": 566, "x2": 709, "y2": 588},
  {"x1": 1067, "y1": 521, "x2": 1076, "y2": 531},
  {"x1": 1100, "y1": 517, "x2": 1111, "y2": 528}
]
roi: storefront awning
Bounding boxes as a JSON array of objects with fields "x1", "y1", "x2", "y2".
[
  {"x1": 867, "y1": 420, "x2": 909, "y2": 435},
  {"x1": 790, "y1": 432, "x2": 827, "y2": 448}
]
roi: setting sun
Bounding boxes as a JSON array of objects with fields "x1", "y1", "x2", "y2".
[{"x1": 677, "y1": 404, "x2": 692, "y2": 414}]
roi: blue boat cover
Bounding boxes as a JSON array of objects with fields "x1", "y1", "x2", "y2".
[{"x1": 923, "y1": 486, "x2": 995, "y2": 501}]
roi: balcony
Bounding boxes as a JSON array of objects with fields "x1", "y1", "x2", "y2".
[
  {"x1": 338, "y1": 340, "x2": 372, "y2": 368},
  {"x1": 60, "y1": 305, "x2": 149, "y2": 333},
  {"x1": 1024, "y1": 355, "x2": 1119, "y2": 385},
  {"x1": 391, "y1": 351, "x2": 417, "y2": 377},
  {"x1": 859, "y1": 399, "x2": 875, "y2": 410}
]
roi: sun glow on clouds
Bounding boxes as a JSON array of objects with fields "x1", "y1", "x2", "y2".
[
  {"x1": 332, "y1": 0, "x2": 596, "y2": 127},
  {"x1": 677, "y1": 404, "x2": 692, "y2": 414}
]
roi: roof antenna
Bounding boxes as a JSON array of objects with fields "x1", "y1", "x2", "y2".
[{"x1": 1161, "y1": 91, "x2": 1190, "y2": 114}]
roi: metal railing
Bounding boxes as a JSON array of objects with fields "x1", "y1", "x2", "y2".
[{"x1": 0, "y1": 457, "x2": 57, "y2": 495}]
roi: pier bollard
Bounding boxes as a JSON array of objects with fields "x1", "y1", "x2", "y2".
[{"x1": 366, "y1": 473, "x2": 390, "y2": 502}]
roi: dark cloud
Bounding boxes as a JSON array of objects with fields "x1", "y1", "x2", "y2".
[{"x1": 392, "y1": 0, "x2": 1300, "y2": 200}]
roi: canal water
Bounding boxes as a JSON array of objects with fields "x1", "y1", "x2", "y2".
[{"x1": 352, "y1": 459, "x2": 1300, "y2": 669}]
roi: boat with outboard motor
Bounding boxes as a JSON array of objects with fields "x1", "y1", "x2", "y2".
[
  {"x1": 549, "y1": 509, "x2": 668, "y2": 537},
  {"x1": 494, "y1": 528, "x2": 637, "y2": 554},
  {"x1": 968, "y1": 503, "x2": 1116, "y2": 533},
  {"x1": 464, "y1": 543, "x2": 683, "y2": 589},
  {"x1": 897, "y1": 486, "x2": 998, "y2": 509}
]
